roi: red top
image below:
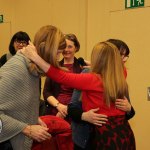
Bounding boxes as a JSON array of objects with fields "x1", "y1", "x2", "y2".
[
  {"x1": 57, "y1": 64, "x2": 74, "y2": 106},
  {"x1": 46, "y1": 66, "x2": 125, "y2": 117}
]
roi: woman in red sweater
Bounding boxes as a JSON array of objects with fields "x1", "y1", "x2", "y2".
[{"x1": 21, "y1": 33, "x2": 135, "y2": 150}]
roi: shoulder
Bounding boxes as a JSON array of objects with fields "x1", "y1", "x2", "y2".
[
  {"x1": 8, "y1": 53, "x2": 26, "y2": 67},
  {"x1": 0, "y1": 54, "x2": 7, "y2": 59},
  {"x1": 6, "y1": 53, "x2": 13, "y2": 60},
  {"x1": 73, "y1": 57, "x2": 82, "y2": 73},
  {"x1": 73, "y1": 57, "x2": 79, "y2": 65},
  {"x1": 0, "y1": 53, "x2": 28, "y2": 76},
  {"x1": 0, "y1": 54, "x2": 7, "y2": 66},
  {"x1": 0, "y1": 53, "x2": 13, "y2": 66}
]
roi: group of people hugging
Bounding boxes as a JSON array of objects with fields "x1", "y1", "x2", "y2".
[{"x1": 0, "y1": 25, "x2": 135, "y2": 150}]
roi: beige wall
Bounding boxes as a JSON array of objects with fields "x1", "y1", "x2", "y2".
[
  {"x1": 0, "y1": 0, "x2": 14, "y2": 56},
  {"x1": 109, "y1": 6, "x2": 150, "y2": 150},
  {"x1": 0, "y1": 0, "x2": 87, "y2": 58},
  {"x1": 0, "y1": 0, "x2": 150, "y2": 149}
]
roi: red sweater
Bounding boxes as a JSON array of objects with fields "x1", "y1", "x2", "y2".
[{"x1": 46, "y1": 66, "x2": 125, "y2": 116}]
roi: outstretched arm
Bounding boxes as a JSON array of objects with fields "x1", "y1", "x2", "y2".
[{"x1": 20, "y1": 43, "x2": 102, "y2": 91}]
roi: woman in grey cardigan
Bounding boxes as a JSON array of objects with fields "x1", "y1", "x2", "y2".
[{"x1": 0, "y1": 25, "x2": 66, "y2": 150}]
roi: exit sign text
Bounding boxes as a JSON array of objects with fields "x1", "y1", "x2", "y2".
[{"x1": 125, "y1": 0, "x2": 144, "y2": 9}]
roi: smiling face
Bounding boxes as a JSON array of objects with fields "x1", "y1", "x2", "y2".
[
  {"x1": 13, "y1": 40, "x2": 28, "y2": 51},
  {"x1": 62, "y1": 39, "x2": 77, "y2": 60}
]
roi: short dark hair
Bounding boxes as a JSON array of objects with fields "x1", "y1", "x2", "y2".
[
  {"x1": 9, "y1": 31, "x2": 30, "y2": 55},
  {"x1": 107, "y1": 39, "x2": 130, "y2": 56},
  {"x1": 64, "y1": 34, "x2": 80, "y2": 52}
]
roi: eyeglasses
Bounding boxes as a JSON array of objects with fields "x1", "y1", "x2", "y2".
[
  {"x1": 122, "y1": 55, "x2": 129, "y2": 62},
  {"x1": 15, "y1": 40, "x2": 28, "y2": 46}
]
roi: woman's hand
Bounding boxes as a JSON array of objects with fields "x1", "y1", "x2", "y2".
[
  {"x1": 83, "y1": 59, "x2": 91, "y2": 69},
  {"x1": 115, "y1": 97, "x2": 131, "y2": 112},
  {"x1": 56, "y1": 112, "x2": 65, "y2": 119},
  {"x1": 22, "y1": 125, "x2": 51, "y2": 142},
  {"x1": 20, "y1": 41, "x2": 38, "y2": 62},
  {"x1": 81, "y1": 108, "x2": 108, "y2": 126},
  {"x1": 20, "y1": 41, "x2": 50, "y2": 73},
  {"x1": 56, "y1": 103, "x2": 68, "y2": 118},
  {"x1": 38, "y1": 117, "x2": 47, "y2": 127}
]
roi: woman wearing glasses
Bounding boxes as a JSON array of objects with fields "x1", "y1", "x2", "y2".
[{"x1": 0, "y1": 31, "x2": 30, "y2": 66}]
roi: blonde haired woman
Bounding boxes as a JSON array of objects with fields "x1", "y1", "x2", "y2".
[{"x1": 0, "y1": 25, "x2": 66, "y2": 150}]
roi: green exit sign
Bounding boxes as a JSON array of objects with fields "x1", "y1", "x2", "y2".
[
  {"x1": 0, "y1": 15, "x2": 3, "y2": 23},
  {"x1": 125, "y1": 0, "x2": 144, "y2": 9}
]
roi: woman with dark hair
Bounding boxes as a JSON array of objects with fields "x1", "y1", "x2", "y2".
[
  {"x1": 107, "y1": 39, "x2": 130, "y2": 56},
  {"x1": 0, "y1": 31, "x2": 30, "y2": 66}
]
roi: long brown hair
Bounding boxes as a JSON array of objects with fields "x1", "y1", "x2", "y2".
[
  {"x1": 34, "y1": 25, "x2": 66, "y2": 66},
  {"x1": 91, "y1": 41, "x2": 128, "y2": 106},
  {"x1": 29, "y1": 25, "x2": 66, "y2": 75}
]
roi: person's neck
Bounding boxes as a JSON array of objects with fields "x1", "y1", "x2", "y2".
[{"x1": 64, "y1": 57, "x2": 74, "y2": 64}]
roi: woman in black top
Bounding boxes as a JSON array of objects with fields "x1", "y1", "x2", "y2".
[{"x1": 0, "y1": 31, "x2": 30, "y2": 66}]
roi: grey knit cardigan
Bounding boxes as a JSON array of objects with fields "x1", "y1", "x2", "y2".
[{"x1": 0, "y1": 53, "x2": 40, "y2": 150}]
